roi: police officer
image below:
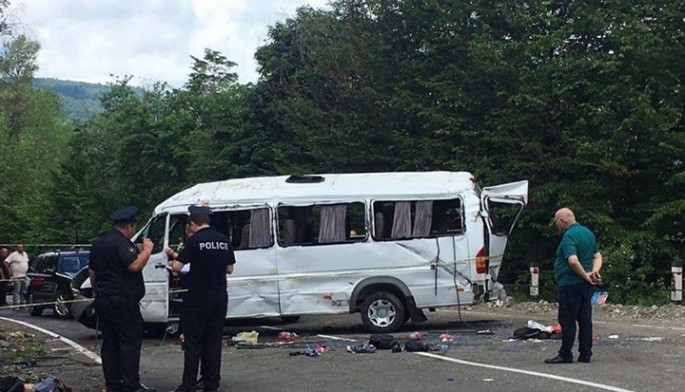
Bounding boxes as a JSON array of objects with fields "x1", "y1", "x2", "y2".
[
  {"x1": 170, "y1": 205, "x2": 235, "y2": 392},
  {"x1": 89, "y1": 206, "x2": 156, "y2": 392}
]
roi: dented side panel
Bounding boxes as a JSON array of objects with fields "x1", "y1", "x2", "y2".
[
  {"x1": 227, "y1": 247, "x2": 281, "y2": 317},
  {"x1": 275, "y1": 232, "x2": 477, "y2": 315}
]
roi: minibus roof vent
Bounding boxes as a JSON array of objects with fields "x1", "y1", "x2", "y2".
[{"x1": 285, "y1": 175, "x2": 325, "y2": 184}]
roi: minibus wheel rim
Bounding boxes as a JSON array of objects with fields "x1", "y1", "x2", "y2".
[{"x1": 368, "y1": 299, "x2": 396, "y2": 327}]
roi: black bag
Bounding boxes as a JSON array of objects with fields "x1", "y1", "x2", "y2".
[
  {"x1": 511, "y1": 327, "x2": 551, "y2": 340},
  {"x1": 0, "y1": 376, "x2": 24, "y2": 392},
  {"x1": 369, "y1": 333, "x2": 397, "y2": 350},
  {"x1": 404, "y1": 340, "x2": 434, "y2": 352}
]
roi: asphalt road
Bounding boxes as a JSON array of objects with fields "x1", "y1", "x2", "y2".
[{"x1": 1, "y1": 301, "x2": 684, "y2": 392}]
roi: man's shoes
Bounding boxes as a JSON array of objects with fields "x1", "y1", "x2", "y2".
[
  {"x1": 577, "y1": 356, "x2": 591, "y2": 363},
  {"x1": 544, "y1": 355, "x2": 573, "y2": 364},
  {"x1": 170, "y1": 379, "x2": 212, "y2": 392}
]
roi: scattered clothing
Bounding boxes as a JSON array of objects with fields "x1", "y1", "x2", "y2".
[{"x1": 346, "y1": 344, "x2": 377, "y2": 354}]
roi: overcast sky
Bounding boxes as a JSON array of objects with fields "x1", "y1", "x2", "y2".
[{"x1": 9, "y1": 0, "x2": 329, "y2": 87}]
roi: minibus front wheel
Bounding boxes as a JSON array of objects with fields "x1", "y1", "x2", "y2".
[{"x1": 361, "y1": 291, "x2": 406, "y2": 333}]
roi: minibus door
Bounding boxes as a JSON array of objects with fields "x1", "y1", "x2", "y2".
[
  {"x1": 480, "y1": 181, "x2": 528, "y2": 284},
  {"x1": 136, "y1": 213, "x2": 170, "y2": 323}
]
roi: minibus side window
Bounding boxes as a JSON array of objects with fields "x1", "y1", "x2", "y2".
[
  {"x1": 277, "y1": 202, "x2": 366, "y2": 246},
  {"x1": 239, "y1": 208, "x2": 273, "y2": 250},
  {"x1": 372, "y1": 198, "x2": 463, "y2": 240},
  {"x1": 431, "y1": 199, "x2": 464, "y2": 236},
  {"x1": 210, "y1": 208, "x2": 273, "y2": 251}
]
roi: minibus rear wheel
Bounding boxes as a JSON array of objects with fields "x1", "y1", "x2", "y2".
[{"x1": 361, "y1": 291, "x2": 405, "y2": 333}]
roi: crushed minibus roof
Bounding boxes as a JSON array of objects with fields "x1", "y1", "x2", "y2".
[{"x1": 154, "y1": 171, "x2": 477, "y2": 214}]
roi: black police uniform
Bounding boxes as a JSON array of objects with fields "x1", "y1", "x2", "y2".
[
  {"x1": 89, "y1": 207, "x2": 148, "y2": 392},
  {"x1": 176, "y1": 222, "x2": 235, "y2": 392}
]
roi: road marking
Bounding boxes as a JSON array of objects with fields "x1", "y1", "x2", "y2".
[
  {"x1": 317, "y1": 334, "x2": 357, "y2": 341},
  {"x1": 320, "y1": 330, "x2": 636, "y2": 391},
  {"x1": 416, "y1": 352, "x2": 636, "y2": 392},
  {"x1": 631, "y1": 324, "x2": 685, "y2": 332},
  {"x1": 258, "y1": 325, "x2": 283, "y2": 331},
  {"x1": 0, "y1": 316, "x2": 102, "y2": 365}
]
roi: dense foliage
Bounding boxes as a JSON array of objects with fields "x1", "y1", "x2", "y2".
[{"x1": 1, "y1": 0, "x2": 683, "y2": 304}]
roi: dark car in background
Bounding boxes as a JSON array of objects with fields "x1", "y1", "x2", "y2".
[{"x1": 27, "y1": 250, "x2": 90, "y2": 318}]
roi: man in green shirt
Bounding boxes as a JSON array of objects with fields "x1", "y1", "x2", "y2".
[{"x1": 545, "y1": 208, "x2": 603, "y2": 364}]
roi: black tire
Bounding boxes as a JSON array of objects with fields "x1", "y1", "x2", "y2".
[
  {"x1": 53, "y1": 291, "x2": 71, "y2": 319},
  {"x1": 27, "y1": 293, "x2": 43, "y2": 317},
  {"x1": 361, "y1": 291, "x2": 406, "y2": 333},
  {"x1": 280, "y1": 315, "x2": 301, "y2": 324}
]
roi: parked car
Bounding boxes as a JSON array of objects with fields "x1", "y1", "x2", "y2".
[
  {"x1": 70, "y1": 267, "x2": 97, "y2": 328},
  {"x1": 27, "y1": 250, "x2": 90, "y2": 318}
]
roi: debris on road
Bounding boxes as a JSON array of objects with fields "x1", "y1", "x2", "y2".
[
  {"x1": 407, "y1": 331, "x2": 422, "y2": 340},
  {"x1": 289, "y1": 344, "x2": 329, "y2": 357},
  {"x1": 278, "y1": 331, "x2": 298, "y2": 341},
  {"x1": 232, "y1": 330, "x2": 259, "y2": 344},
  {"x1": 368, "y1": 333, "x2": 397, "y2": 350},
  {"x1": 346, "y1": 343, "x2": 376, "y2": 354},
  {"x1": 438, "y1": 333, "x2": 454, "y2": 342}
]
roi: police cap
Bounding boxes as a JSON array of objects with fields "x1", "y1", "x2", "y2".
[
  {"x1": 110, "y1": 205, "x2": 138, "y2": 224},
  {"x1": 188, "y1": 205, "x2": 213, "y2": 215}
]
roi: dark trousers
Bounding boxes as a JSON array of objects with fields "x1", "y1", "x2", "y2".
[
  {"x1": 557, "y1": 282, "x2": 594, "y2": 360},
  {"x1": 0, "y1": 281, "x2": 7, "y2": 305},
  {"x1": 95, "y1": 295, "x2": 144, "y2": 392},
  {"x1": 180, "y1": 295, "x2": 227, "y2": 392}
]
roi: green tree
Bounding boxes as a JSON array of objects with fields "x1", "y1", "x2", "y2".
[
  {"x1": 0, "y1": 0, "x2": 10, "y2": 36},
  {"x1": 0, "y1": 34, "x2": 40, "y2": 142},
  {"x1": 0, "y1": 32, "x2": 68, "y2": 244},
  {"x1": 252, "y1": 0, "x2": 684, "y2": 302}
]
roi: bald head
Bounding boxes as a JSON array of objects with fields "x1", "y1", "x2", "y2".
[{"x1": 554, "y1": 208, "x2": 576, "y2": 233}]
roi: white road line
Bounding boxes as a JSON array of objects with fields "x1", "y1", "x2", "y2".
[
  {"x1": 0, "y1": 316, "x2": 102, "y2": 365},
  {"x1": 416, "y1": 352, "x2": 636, "y2": 392},
  {"x1": 319, "y1": 330, "x2": 635, "y2": 392},
  {"x1": 631, "y1": 324, "x2": 685, "y2": 332},
  {"x1": 317, "y1": 334, "x2": 357, "y2": 341},
  {"x1": 258, "y1": 325, "x2": 283, "y2": 331}
]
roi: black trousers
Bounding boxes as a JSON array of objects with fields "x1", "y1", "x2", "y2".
[
  {"x1": 180, "y1": 295, "x2": 228, "y2": 392},
  {"x1": 95, "y1": 295, "x2": 144, "y2": 392},
  {"x1": 0, "y1": 282, "x2": 7, "y2": 305},
  {"x1": 557, "y1": 282, "x2": 594, "y2": 360}
]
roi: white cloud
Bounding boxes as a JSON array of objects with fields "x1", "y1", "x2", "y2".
[{"x1": 10, "y1": 0, "x2": 329, "y2": 87}]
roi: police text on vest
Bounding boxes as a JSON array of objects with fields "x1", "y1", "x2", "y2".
[{"x1": 199, "y1": 242, "x2": 230, "y2": 251}]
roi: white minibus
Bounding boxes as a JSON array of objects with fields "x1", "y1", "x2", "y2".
[{"x1": 73, "y1": 171, "x2": 527, "y2": 333}]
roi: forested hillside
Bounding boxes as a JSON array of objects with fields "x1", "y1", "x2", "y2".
[
  {"x1": 33, "y1": 78, "x2": 108, "y2": 121},
  {"x1": 1, "y1": 0, "x2": 683, "y2": 304}
]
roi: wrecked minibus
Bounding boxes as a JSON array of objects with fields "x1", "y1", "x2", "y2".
[{"x1": 72, "y1": 171, "x2": 528, "y2": 333}]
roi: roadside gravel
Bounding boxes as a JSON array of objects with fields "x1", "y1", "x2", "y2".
[{"x1": 476, "y1": 299, "x2": 685, "y2": 322}]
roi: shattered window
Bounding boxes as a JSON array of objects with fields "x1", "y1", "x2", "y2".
[
  {"x1": 372, "y1": 198, "x2": 463, "y2": 241},
  {"x1": 277, "y1": 202, "x2": 366, "y2": 246},
  {"x1": 211, "y1": 208, "x2": 273, "y2": 250}
]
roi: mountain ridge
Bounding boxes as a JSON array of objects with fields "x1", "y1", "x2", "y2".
[{"x1": 33, "y1": 78, "x2": 109, "y2": 122}]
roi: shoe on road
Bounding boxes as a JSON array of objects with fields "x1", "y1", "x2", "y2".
[{"x1": 544, "y1": 355, "x2": 573, "y2": 364}]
